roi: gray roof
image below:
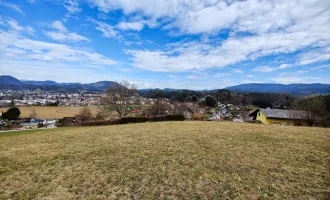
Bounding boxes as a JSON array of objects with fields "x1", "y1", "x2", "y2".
[{"x1": 260, "y1": 109, "x2": 308, "y2": 120}]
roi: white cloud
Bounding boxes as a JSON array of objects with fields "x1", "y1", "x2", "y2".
[
  {"x1": 246, "y1": 74, "x2": 255, "y2": 78},
  {"x1": 86, "y1": 0, "x2": 330, "y2": 34},
  {"x1": 6, "y1": 18, "x2": 24, "y2": 31},
  {"x1": 0, "y1": 26, "x2": 118, "y2": 67},
  {"x1": 86, "y1": 0, "x2": 329, "y2": 73},
  {"x1": 63, "y1": 0, "x2": 81, "y2": 14},
  {"x1": 278, "y1": 64, "x2": 292, "y2": 69},
  {"x1": 253, "y1": 66, "x2": 277, "y2": 73},
  {"x1": 25, "y1": 26, "x2": 35, "y2": 35},
  {"x1": 311, "y1": 64, "x2": 330, "y2": 70},
  {"x1": 117, "y1": 21, "x2": 144, "y2": 31},
  {"x1": 87, "y1": 18, "x2": 119, "y2": 39},
  {"x1": 51, "y1": 20, "x2": 68, "y2": 32},
  {"x1": 45, "y1": 20, "x2": 89, "y2": 42},
  {"x1": 45, "y1": 31, "x2": 90, "y2": 42},
  {"x1": 0, "y1": 0, "x2": 25, "y2": 15}
]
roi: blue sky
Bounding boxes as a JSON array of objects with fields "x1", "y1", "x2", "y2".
[{"x1": 0, "y1": 0, "x2": 329, "y2": 90}]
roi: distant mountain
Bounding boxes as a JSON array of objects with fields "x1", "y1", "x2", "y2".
[
  {"x1": 84, "y1": 81, "x2": 118, "y2": 91},
  {"x1": 0, "y1": 75, "x2": 25, "y2": 89},
  {"x1": 0, "y1": 75, "x2": 118, "y2": 92},
  {"x1": 1, "y1": 76, "x2": 329, "y2": 95},
  {"x1": 225, "y1": 83, "x2": 330, "y2": 95},
  {"x1": 22, "y1": 80, "x2": 59, "y2": 86}
]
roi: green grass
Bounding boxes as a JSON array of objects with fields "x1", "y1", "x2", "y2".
[{"x1": 0, "y1": 121, "x2": 329, "y2": 199}]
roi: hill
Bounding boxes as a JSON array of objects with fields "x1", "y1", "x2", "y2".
[
  {"x1": 0, "y1": 75, "x2": 25, "y2": 89},
  {"x1": 0, "y1": 121, "x2": 329, "y2": 199},
  {"x1": 0, "y1": 75, "x2": 118, "y2": 92},
  {"x1": 226, "y1": 83, "x2": 330, "y2": 95}
]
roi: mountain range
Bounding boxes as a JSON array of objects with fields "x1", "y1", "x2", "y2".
[
  {"x1": 225, "y1": 83, "x2": 330, "y2": 95},
  {"x1": 0, "y1": 75, "x2": 329, "y2": 95},
  {"x1": 0, "y1": 75, "x2": 118, "y2": 92}
]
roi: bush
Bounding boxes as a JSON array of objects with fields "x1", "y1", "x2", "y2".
[
  {"x1": 148, "y1": 115, "x2": 185, "y2": 122},
  {"x1": 164, "y1": 114, "x2": 185, "y2": 121},
  {"x1": 81, "y1": 120, "x2": 120, "y2": 126},
  {"x1": 58, "y1": 115, "x2": 185, "y2": 127},
  {"x1": 78, "y1": 107, "x2": 92, "y2": 122},
  {"x1": 191, "y1": 114, "x2": 206, "y2": 121},
  {"x1": 119, "y1": 117, "x2": 148, "y2": 124},
  {"x1": 2, "y1": 107, "x2": 21, "y2": 120}
]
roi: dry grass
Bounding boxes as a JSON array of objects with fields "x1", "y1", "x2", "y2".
[
  {"x1": 0, "y1": 106, "x2": 101, "y2": 119},
  {"x1": 0, "y1": 121, "x2": 329, "y2": 199}
]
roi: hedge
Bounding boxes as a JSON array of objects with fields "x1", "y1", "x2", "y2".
[
  {"x1": 58, "y1": 114, "x2": 185, "y2": 127},
  {"x1": 149, "y1": 115, "x2": 185, "y2": 122},
  {"x1": 120, "y1": 117, "x2": 148, "y2": 124}
]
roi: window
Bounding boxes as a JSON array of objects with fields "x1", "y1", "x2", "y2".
[{"x1": 258, "y1": 113, "x2": 260, "y2": 116}]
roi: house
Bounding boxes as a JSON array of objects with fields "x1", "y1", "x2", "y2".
[{"x1": 249, "y1": 108, "x2": 309, "y2": 125}]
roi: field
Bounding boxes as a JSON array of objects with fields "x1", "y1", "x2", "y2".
[
  {"x1": 0, "y1": 106, "x2": 101, "y2": 119},
  {"x1": 0, "y1": 122, "x2": 329, "y2": 199}
]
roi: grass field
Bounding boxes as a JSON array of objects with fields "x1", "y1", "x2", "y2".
[
  {"x1": 0, "y1": 106, "x2": 101, "y2": 119},
  {"x1": 0, "y1": 122, "x2": 329, "y2": 199}
]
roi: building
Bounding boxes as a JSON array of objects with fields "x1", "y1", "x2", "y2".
[{"x1": 249, "y1": 108, "x2": 309, "y2": 125}]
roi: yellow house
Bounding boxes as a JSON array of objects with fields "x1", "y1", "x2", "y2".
[{"x1": 249, "y1": 108, "x2": 309, "y2": 125}]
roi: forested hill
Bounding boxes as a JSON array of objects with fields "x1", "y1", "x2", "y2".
[
  {"x1": 225, "y1": 83, "x2": 330, "y2": 95},
  {"x1": 0, "y1": 75, "x2": 118, "y2": 92}
]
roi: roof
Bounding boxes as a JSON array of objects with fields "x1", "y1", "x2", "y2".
[{"x1": 259, "y1": 108, "x2": 309, "y2": 120}]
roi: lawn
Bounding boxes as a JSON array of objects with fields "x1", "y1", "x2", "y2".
[
  {"x1": 0, "y1": 122, "x2": 329, "y2": 199},
  {"x1": 0, "y1": 106, "x2": 101, "y2": 119}
]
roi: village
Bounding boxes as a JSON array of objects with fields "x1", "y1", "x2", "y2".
[
  {"x1": 0, "y1": 89, "x2": 253, "y2": 130},
  {"x1": 1, "y1": 87, "x2": 328, "y2": 130}
]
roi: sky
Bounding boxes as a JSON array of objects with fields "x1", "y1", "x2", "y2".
[{"x1": 0, "y1": 0, "x2": 329, "y2": 90}]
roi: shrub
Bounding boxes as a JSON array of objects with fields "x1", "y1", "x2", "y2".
[
  {"x1": 58, "y1": 115, "x2": 185, "y2": 127},
  {"x1": 164, "y1": 114, "x2": 185, "y2": 121},
  {"x1": 81, "y1": 120, "x2": 120, "y2": 126},
  {"x1": 191, "y1": 114, "x2": 206, "y2": 121},
  {"x1": 148, "y1": 115, "x2": 185, "y2": 122},
  {"x1": 2, "y1": 107, "x2": 21, "y2": 120},
  {"x1": 78, "y1": 107, "x2": 92, "y2": 122},
  {"x1": 119, "y1": 117, "x2": 148, "y2": 124}
]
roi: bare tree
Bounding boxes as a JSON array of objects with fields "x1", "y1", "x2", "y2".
[
  {"x1": 101, "y1": 81, "x2": 139, "y2": 118},
  {"x1": 78, "y1": 107, "x2": 92, "y2": 122},
  {"x1": 290, "y1": 96, "x2": 327, "y2": 126},
  {"x1": 29, "y1": 109, "x2": 38, "y2": 119}
]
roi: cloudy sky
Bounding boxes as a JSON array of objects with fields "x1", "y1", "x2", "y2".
[{"x1": 0, "y1": 0, "x2": 329, "y2": 89}]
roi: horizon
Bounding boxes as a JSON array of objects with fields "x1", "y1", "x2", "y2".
[
  {"x1": 1, "y1": 74, "x2": 329, "y2": 91},
  {"x1": 0, "y1": 0, "x2": 329, "y2": 90}
]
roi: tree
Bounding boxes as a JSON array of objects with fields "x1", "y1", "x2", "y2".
[
  {"x1": 290, "y1": 96, "x2": 327, "y2": 126},
  {"x1": 205, "y1": 95, "x2": 217, "y2": 107},
  {"x1": 9, "y1": 100, "x2": 15, "y2": 107},
  {"x1": 2, "y1": 107, "x2": 21, "y2": 120},
  {"x1": 101, "y1": 81, "x2": 138, "y2": 118},
  {"x1": 78, "y1": 107, "x2": 92, "y2": 121},
  {"x1": 29, "y1": 109, "x2": 38, "y2": 119}
]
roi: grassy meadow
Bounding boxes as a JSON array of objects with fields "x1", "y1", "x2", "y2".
[
  {"x1": 0, "y1": 106, "x2": 101, "y2": 119},
  {"x1": 0, "y1": 121, "x2": 329, "y2": 199}
]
